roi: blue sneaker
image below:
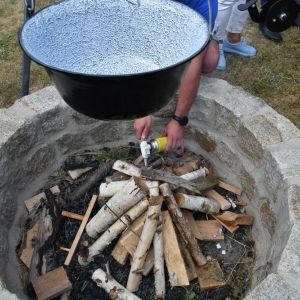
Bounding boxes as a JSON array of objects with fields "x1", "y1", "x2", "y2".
[
  {"x1": 223, "y1": 37, "x2": 256, "y2": 56},
  {"x1": 216, "y1": 47, "x2": 226, "y2": 70}
]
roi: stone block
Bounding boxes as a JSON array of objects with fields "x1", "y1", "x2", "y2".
[
  {"x1": 277, "y1": 224, "x2": 300, "y2": 292},
  {"x1": 239, "y1": 165, "x2": 257, "y2": 202},
  {"x1": 20, "y1": 86, "x2": 66, "y2": 133},
  {"x1": 264, "y1": 140, "x2": 300, "y2": 199},
  {"x1": 214, "y1": 86, "x2": 266, "y2": 137},
  {"x1": 214, "y1": 140, "x2": 237, "y2": 171},
  {"x1": 24, "y1": 144, "x2": 56, "y2": 178},
  {"x1": 193, "y1": 129, "x2": 217, "y2": 153},
  {"x1": 90, "y1": 122, "x2": 121, "y2": 144},
  {"x1": 245, "y1": 273, "x2": 300, "y2": 300},
  {"x1": 56, "y1": 132, "x2": 90, "y2": 154}
]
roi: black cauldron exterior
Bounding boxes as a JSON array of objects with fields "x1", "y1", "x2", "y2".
[{"x1": 19, "y1": 0, "x2": 210, "y2": 120}]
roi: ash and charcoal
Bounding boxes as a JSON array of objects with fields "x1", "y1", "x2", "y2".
[{"x1": 19, "y1": 143, "x2": 255, "y2": 300}]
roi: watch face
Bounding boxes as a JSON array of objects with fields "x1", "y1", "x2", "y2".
[
  {"x1": 180, "y1": 116, "x2": 189, "y2": 126},
  {"x1": 173, "y1": 115, "x2": 188, "y2": 126}
]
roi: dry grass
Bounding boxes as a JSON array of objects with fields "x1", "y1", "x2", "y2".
[{"x1": 0, "y1": 1, "x2": 299, "y2": 128}]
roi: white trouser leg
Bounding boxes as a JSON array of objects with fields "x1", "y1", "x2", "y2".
[
  {"x1": 226, "y1": 0, "x2": 249, "y2": 34},
  {"x1": 214, "y1": 0, "x2": 248, "y2": 40}
]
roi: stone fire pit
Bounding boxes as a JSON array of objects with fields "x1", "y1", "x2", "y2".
[{"x1": 0, "y1": 76, "x2": 299, "y2": 299}]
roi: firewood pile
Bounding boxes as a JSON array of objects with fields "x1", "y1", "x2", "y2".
[{"x1": 17, "y1": 149, "x2": 255, "y2": 300}]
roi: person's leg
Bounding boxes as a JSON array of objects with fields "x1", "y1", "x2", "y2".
[
  {"x1": 222, "y1": 0, "x2": 256, "y2": 56},
  {"x1": 259, "y1": 0, "x2": 282, "y2": 41},
  {"x1": 213, "y1": 0, "x2": 237, "y2": 70}
]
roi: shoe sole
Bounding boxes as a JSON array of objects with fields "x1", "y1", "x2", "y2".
[
  {"x1": 216, "y1": 65, "x2": 226, "y2": 71},
  {"x1": 223, "y1": 47, "x2": 256, "y2": 57}
]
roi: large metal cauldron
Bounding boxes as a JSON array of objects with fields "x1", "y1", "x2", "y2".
[{"x1": 19, "y1": 0, "x2": 210, "y2": 120}]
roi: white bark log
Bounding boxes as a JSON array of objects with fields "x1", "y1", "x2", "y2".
[
  {"x1": 92, "y1": 268, "x2": 142, "y2": 300},
  {"x1": 99, "y1": 180, "x2": 129, "y2": 198},
  {"x1": 126, "y1": 203, "x2": 162, "y2": 292},
  {"x1": 80, "y1": 198, "x2": 149, "y2": 265},
  {"x1": 179, "y1": 167, "x2": 208, "y2": 181},
  {"x1": 175, "y1": 192, "x2": 220, "y2": 214},
  {"x1": 113, "y1": 160, "x2": 142, "y2": 177},
  {"x1": 86, "y1": 177, "x2": 147, "y2": 239},
  {"x1": 153, "y1": 215, "x2": 165, "y2": 298}
]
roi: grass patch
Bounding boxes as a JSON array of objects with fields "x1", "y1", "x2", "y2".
[{"x1": 0, "y1": 1, "x2": 299, "y2": 128}]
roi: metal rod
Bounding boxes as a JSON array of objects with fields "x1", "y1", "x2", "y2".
[{"x1": 21, "y1": 0, "x2": 35, "y2": 97}]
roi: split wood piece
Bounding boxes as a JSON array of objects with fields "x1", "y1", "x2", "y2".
[
  {"x1": 174, "y1": 192, "x2": 220, "y2": 214},
  {"x1": 173, "y1": 163, "x2": 193, "y2": 176},
  {"x1": 216, "y1": 211, "x2": 254, "y2": 226},
  {"x1": 176, "y1": 226, "x2": 199, "y2": 282},
  {"x1": 197, "y1": 259, "x2": 226, "y2": 291},
  {"x1": 64, "y1": 195, "x2": 97, "y2": 266},
  {"x1": 61, "y1": 210, "x2": 84, "y2": 221},
  {"x1": 24, "y1": 185, "x2": 60, "y2": 213},
  {"x1": 28, "y1": 207, "x2": 53, "y2": 286},
  {"x1": 126, "y1": 198, "x2": 163, "y2": 292},
  {"x1": 111, "y1": 242, "x2": 130, "y2": 265},
  {"x1": 191, "y1": 175, "x2": 220, "y2": 193},
  {"x1": 186, "y1": 159, "x2": 203, "y2": 170},
  {"x1": 133, "y1": 154, "x2": 144, "y2": 166},
  {"x1": 45, "y1": 188, "x2": 63, "y2": 245},
  {"x1": 19, "y1": 221, "x2": 39, "y2": 268},
  {"x1": 105, "y1": 172, "x2": 131, "y2": 183},
  {"x1": 92, "y1": 267, "x2": 142, "y2": 300},
  {"x1": 141, "y1": 246, "x2": 155, "y2": 276},
  {"x1": 99, "y1": 180, "x2": 129, "y2": 197},
  {"x1": 160, "y1": 183, "x2": 207, "y2": 266},
  {"x1": 119, "y1": 213, "x2": 147, "y2": 255},
  {"x1": 204, "y1": 189, "x2": 231, "y2": 211},
  {"x1": 81, "y1": 198, "x2": 149, "y2": 264},
  {"x1": 32, "y1": 266, "x2": 72, "y2": 300},
  {"x1": 59, "y1": 246, "x2": 70, "y2": 252},
  {"x1": 233, "y1": 201, "x2": 247, "y2": 206},
  {"x1": 113, "y1": 160, "x2": 142, "y2": 177},
  {"x1": 218, "y1": 181, "x2": 243, "y2": 196},
  {"x1": 59, "y1": 290, "x2": 71, "y2": 300},
  {"x1": 69, "y1": 159, "x2": 116, "y2": 201},
  {"x1": 86, "y1": 177, "x2": 147, "y2": 239},
  {"x1": 212, "y1": 213, "x2": 239, "y2": 233},
  {"x1": 141, "y1": 168, "x2": 201, "y2": 194},
  {"x1": 181, "y1": 210, "x2": 202, "y2": 242},
  {"x1": 195, "y1": 220, "x2": 224, "y2": 241},
  {"x1": 67, "y1": 167, "x2": 93, "y2": 180},
  {"x1": 161, "y1": 210, "x2": 189, "y2": 286},
  {"x1": 153, "y1": 214, "x2": 165, "y2": 299}
]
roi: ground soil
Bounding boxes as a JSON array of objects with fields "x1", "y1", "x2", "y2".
[{"x1": 18, "y1": 142, "x2": 255, "y2": 300}]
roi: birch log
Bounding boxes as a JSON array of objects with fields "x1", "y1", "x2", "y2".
[
  {"x1": 79, "y1": 198, "x2": 149, "y2": 265},
  {"x1": 126, "y1": 191, "x2": 163, "y2": 292},
  {"x1": 174, "y1": 193, "x2": 220, "y2": 214},
  {"x1": 153, "y1": 215, "x2": 165, "y2": 298},
  {"x1": 86, "y1": 177, "x2": 147, "y2": 238},
  {"x1": 159, "y1": 183, "x2": 207, "y2": 266},
  {"x1": 99, "y1": 180, "x2": 129, "y2": 198},
  {"x1": 112, "y1": 160, "x2": 142, "y2": 177},
  {"x1": 92, "y1": 268, "x2": 142, "y2": 300}
]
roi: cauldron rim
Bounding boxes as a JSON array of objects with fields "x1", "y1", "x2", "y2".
[{"x1": 19, "y1": 0, "x2": 210, "y2": 78}]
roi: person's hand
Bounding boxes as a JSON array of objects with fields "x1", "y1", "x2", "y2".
[
  {"x1": 163, "y1": 119, "x2": 185, "y2": 153},
  {"x1": 134, "y1": 116, "x2": 153, "y2": 140}
]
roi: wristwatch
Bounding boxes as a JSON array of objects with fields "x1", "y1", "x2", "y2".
[{"x1": 172, "y1": 115, "x2": 189, "y2": 126}]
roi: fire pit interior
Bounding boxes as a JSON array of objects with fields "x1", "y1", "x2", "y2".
[{"x1": 1, "y1": 76, "x2": 300, "y2": 299}]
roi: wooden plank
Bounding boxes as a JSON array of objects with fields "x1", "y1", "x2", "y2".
[
  {"x1": 204, "y1": 190, "x2": 230, "y2": 210},
  {"x1": 111, "y1": 241, "x2": 129, "y2": 265},
  {"x1": 233, "y1": 201, "x2": 247, "y2": 206},
  {"x1": 161, "y1": 210, "x2": 189, "y2": 287},
  {"x1": 216, "y1": 211, "x2": 254, "y2": 226},
  {"x1": 32, "y1": 267, "x2": 72, "y2": 300},
  {"x1": 181, "y1": 210, "x2": 201, "y2": 241},
  {"x1": 20, "y1": 221, "x2": 39, "y2": 268},
  {"x1": 212, "y1": 213, "x2": 239, "y2": 233},
  {"x1": 173, "y1": 164, "x2": 194, "y2": 176},
  {"x1": 192, "y1": 175, "x2": 220, "y2": 192},
  {"x1": 64, "y1": 195, "x2": 97, "y2": 266},
  {"x1": 119, "y1": 212, "x2": 147, "y2": 255},
  {"x1": 61, "y1": 211, "x2": 84, "y2": 221},
  {"x1": 25, "y1": 185, "x2": 60, "y2": 213},
  {"x1": 142, "y1": 246, "x2": 154, "y2": 276},
  {"x1": 218, "y1": 181, "x2": 243, "y2": 196},
  {"x1": 197, "y1": 259, "x2": 226, "y2": 291},
  {"x1": 67, "y1": 167, "x2": 93, "y2": 180},
  {"x1": 195, "y1": 220, "x2": 224, "y2": 241}
]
